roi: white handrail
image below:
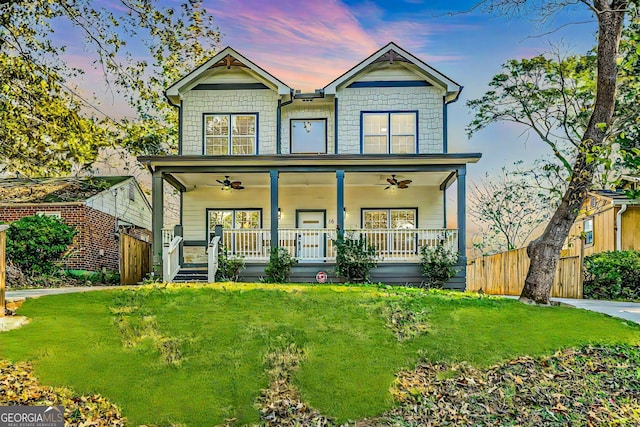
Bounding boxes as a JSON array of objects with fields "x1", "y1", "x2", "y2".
[
  {"x1": 208, "y1": 236, "x2": 221, "y2": 282},
  {"x1": 217, "y1": 228, "x2": 458, "y2": 262},
  {"x1": 162, "y1": 235, "x2": 182, "y2": 282}
]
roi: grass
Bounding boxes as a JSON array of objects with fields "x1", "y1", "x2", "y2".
[{"x1": 1, "y1": 283, "x2": 639, "y2": 426}]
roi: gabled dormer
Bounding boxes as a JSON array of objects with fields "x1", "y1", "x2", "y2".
[
  {"x1": 166, "y1": 47, "x2": 293, "y2": 156},
  {"x1": 326, "y1": 42, "x2": 462, "y2": 155}
]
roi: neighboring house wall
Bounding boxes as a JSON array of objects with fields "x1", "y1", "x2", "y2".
[
  {"x1": 336, "y1": 85, "x2": 445, "y2": 154},
  {"x1": 564, "y1": 201, "x2": 640, "y2": 257},
  {"x1": 86, "y1": 179, "x2": 152, "y2": 230},
  {"x1": 0, "y1": 203, "x2": 151, "y2": 271},
  {"x1": 181, "y1": 89, "x2": 279, "y2": 155},
  {"x1": 622, "y1": 207, "x2": 640, "y2": 249}
]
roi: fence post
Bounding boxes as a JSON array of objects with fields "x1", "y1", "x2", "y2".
[{"x1": 0, "y1": 225, "x2": 8, "y2": 317}]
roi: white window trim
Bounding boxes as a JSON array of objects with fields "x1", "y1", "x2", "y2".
[
  {"x1": 361, "y1": 208, "x2": 418, "y2": 229},
  {"x1": 203, "y1": 113, "x2": 258, "y2": 155},
  {"x1": 36, "y1": 211, "x2": 62, "y2": 218},
  {"x1": 584, "y1": 218, "x2": 594, "y2": 246},
  {"x1": 361, "y1": 111, "x2": 418, "y2": 154}
]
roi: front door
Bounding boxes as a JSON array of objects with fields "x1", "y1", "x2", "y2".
[{"x1": 297, "y1": 211, "x2": 326, "y2": 262}]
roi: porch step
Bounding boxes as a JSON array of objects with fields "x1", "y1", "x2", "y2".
[{"x1": 173, "y1": 267, "x2": 208, "y2": 283}]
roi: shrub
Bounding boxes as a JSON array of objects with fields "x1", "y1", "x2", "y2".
[
  {"x1": 420, "y1": 242, "x2": 459, "y2": 288},
  {"x1": 334, "y1": 232, "x2": 377, "y2": 283},
  {"x1": 583, "y1": 251, "x2": 640, "y2": 300},
  {"x1": 263, "y1": 247, "x2": 297, "y2": 283},
  {"x1": 6, "y1": 215, "x2": 77, "y2": 275},
  {"x1": 215, "y1": 246, "x2": 245, "y2": 281}
]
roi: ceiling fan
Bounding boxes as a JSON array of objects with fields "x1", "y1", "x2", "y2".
[
  {"x1": 217, "y1": 176, "x2": 244, "y2": 190},
  {"x1": 385, "y1": 174, "x2": 412, "y2": 190}
]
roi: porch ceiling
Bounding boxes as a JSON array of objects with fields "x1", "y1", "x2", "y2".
[{"x1": 170, "y1": 171, "x2": 453, "y2": 190}]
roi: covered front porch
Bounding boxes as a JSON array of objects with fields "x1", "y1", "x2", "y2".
[{"x1": 141, "y1": 154, "x2": 480, "y2": 286}]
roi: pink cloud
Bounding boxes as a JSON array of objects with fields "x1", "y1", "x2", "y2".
[{"x1": 206, "y1": 0, "x2": 466, "y2": 91}]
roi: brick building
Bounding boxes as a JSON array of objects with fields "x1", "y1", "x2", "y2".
[{"x1": 0, "y1": 176, "x2": 152, "y2": 271}]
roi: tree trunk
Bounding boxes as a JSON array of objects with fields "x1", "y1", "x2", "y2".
[{"x1": 520, "y1": 0, "x2": 627, "y2": 304}]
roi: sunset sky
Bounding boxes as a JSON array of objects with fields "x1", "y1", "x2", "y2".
[
  {"x1": 207, "y1": 0, "x2": 597, "y2": 179},
  {"x1": 63, "y1": 0, "x2": 599, "y2": 181}
]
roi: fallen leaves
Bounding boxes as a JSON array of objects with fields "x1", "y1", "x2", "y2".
[
  {"x1": 383, "y1": 345, "x2": 640, "y2": 426},
  {"x1": 0, "y1": 360, "x2": 125, "y2": 426}
]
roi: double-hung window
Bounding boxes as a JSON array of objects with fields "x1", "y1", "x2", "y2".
[
  {"x1": 362, "y1": 112, "x2": 417, "y2": 154},
  {"x1": 584, "y1": 218, "x2": 594, "y2": 246},
  {"x1": 204, "y1": 114, "x2": 257, "y2": 155},
  {"x1": 362, "y1": 208, "x2": 417, "y2": 255},
  {"x1": 208, "y1": 209, "x2": 262, "y2": 256}
]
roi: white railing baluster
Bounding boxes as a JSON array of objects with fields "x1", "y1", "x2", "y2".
[{"x1": 215, "y1": 228, "x2": 458, "y2": 263}]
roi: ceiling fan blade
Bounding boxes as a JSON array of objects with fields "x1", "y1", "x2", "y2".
[
  {"x1": 230, "y1": 182, "x2": 243, "y2": 189},
  {"x1": 231, "y1": 181, "x2": 242, "y2": 186},
  {"x1": 398, "y1": 183, "x2": 409, "y2": 189},
  {"x1": 398, "y1": 180, "x2": 412, "y2": 186},
  {"x1": 386, "y1": 178, "x2": 396, "y2": 185},
  {"x1": 236, "y1": 185, "x2": 245, "y2": 190},
  {"x1": 384, "y1": 186, "x2": 390, "y2": 190},
  {"x1": 216, "y1": 180, "x2": 226, "y2": 185}
]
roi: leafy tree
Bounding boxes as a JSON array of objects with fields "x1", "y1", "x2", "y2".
[
  {"x1": 0, "y1": 0, "x2": 220, "y2": 175},
  {"x1": 6, "y1": 215, "x2": 77, "y2": 275},
  {"x1": 469, "y1": 166, "x2": 559, "y2": 254},
  {"x1": 467, "y1": 0, "x2": 636, "y2": 304}
]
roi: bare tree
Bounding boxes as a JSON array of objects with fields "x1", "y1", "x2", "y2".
[{"x1": 469, "y1": 167, "x2": 559, "y2": 254}]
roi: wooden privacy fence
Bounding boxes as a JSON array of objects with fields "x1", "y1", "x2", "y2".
[
  {"x1": 0, "y1": 225, "x2": 7, "y2": 317},
  {"x1": 120, "y1": 233, "x2": 151, "y2": 285},
  {"x1": 467, "y1": 247, "x2": 583, "y2": 298}
]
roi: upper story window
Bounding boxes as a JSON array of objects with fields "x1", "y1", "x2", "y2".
[
  {"x1": 362, "y1": 111, "x2": 417, "y2": 154},
  {"x1": 291, "y1": 119, "x2": 327, "y2": 153},
  {"x1": 204, "y1": 113, "x2": 257, "y2": 155},
  {"x1": 584, "y1": 218, "x2": 594, "y2": 246}
]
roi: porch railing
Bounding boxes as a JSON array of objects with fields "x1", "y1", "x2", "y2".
[
  {"x1": 219, "y1": 228, "x2": 458, "y2": 262},
  {"x1": 162, "y1": 228, "x2": 174, "y2": 246},
  {"x1": 163, "y1": 235, "x2": 182, "y2": 282}
]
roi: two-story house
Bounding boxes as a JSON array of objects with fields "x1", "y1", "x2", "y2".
[{"x1": 139, "y1": 42, "x2": 481, "y2": 288}]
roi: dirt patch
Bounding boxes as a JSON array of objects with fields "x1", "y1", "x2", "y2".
[{"x1": 0, "y1": 316, "x2": 30, "y2": 332}]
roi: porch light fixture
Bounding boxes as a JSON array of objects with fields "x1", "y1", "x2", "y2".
[{"x1": 278, "y1": 208, "x2": 282, "y2": 220}]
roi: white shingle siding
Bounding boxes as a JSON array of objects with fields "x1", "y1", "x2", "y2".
[
  {"x1": 86, "y1": 180, "x2": 152, "y2": 230},
  {"x1": 181, "y1": 89, "x2": 279, "y2": 155},
  {"x1": 336, "y1": 86, "x2": 444, "y2": 154},
  {"x1": 281, "y1": 103, "x2": 335, "y2": 154}
]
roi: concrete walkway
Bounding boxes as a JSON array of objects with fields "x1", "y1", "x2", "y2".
[
  {"x1": 6, "y1": 286, "x2": 130, "y2": 300},
  {"x1": 552, "y1": 298, "x2": 640, "y2": 325}
]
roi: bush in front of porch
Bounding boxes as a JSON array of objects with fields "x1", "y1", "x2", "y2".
[
  {"x1": 263, "y1": 247, "x2": 297, "y2": 283},
  {"x1": 334, "y1": 232, "x2": 378, "y2": 282}
]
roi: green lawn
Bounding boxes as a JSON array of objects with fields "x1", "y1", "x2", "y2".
[{"x1": 1, "y1": 283, "x2": 639, "y2": 426}]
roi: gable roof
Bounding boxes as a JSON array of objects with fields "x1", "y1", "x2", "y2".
[
  {"x1": 591, "y1": 190, "x2": 640, "y2": 205},
  {"x1": 0, "y1": 176, "x2": 132, "y2": 203},
  {"x1": 165, "y1": 46, "x2": 293, "y2": 105},
  {"x1": 323, "y1": 42, "x2": 462, "y2": 102}
]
